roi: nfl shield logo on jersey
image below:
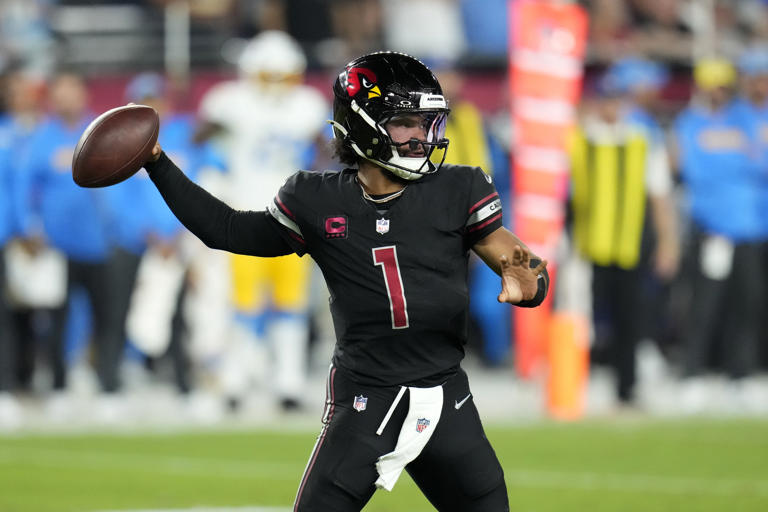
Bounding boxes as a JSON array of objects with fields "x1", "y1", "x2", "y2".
[
  {"x1": 353, "y1": 395, "x2": 368, "y2": 412},
  {"x1": 376, "y1": 218, "x2": 390, "y2": 235},
  {"x1": 416, "y1": 418, "x2": 430, "y2": 433}
]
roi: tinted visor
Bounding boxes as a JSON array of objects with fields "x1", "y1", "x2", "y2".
[
  {"x1": 382, "y1": 112, "x2": 448, "y2": 145},
  {"x1": 379, "y1": 112, "x2": 449, "y2": 175}
]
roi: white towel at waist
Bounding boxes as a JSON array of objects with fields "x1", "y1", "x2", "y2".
[{"x1": 375, "y1": 385, "x2": 443, "y2": 491}]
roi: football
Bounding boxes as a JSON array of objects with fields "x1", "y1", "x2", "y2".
[{"x1": 72, "y1": 104, "x2": 159, "y2": 188}]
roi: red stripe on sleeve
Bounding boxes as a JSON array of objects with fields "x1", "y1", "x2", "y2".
[
  {"x1": 468, "y1": 212, "x2": 502, "y2": 232},
  {"x1": 275, "y1": 195, "x2": 296, "y2": 220},
  {"x1": 468, "y1": 192, "x2": 499, "y2": 214},
  {"x1": 288, "y1": 230, "x2": 306, "y2": 245}
]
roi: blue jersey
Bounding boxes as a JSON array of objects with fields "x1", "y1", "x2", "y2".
[
  {"x1": 15, "y1": 115, "x2": 113, "y2": 261},
  {"x1": 674, "y1": 101, "x2": 766, "y2": 241},
  {"x1": 104, "y1": 113, "x2": 224, "y2": 253},
  {"x1": 0, "y1": 114, "x2": 41, "y2": 243},
  {"x1": 0, "y1": 116, "x2": 15, "y2": 244},
  {"x1": 732, "y1": 97, "x2": 768, "y2": 234}
]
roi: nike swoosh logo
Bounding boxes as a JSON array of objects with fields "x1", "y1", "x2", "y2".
[{"x1": 454, "y1": 393, "x2": 472, "y2": 410}]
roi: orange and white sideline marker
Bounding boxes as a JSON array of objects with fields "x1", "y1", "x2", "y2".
[{"x1": 509, "y1": 0, "x2": 589, "y2": 418}]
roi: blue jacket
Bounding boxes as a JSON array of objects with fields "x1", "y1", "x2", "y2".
[
  {"x1": 15, "y1": 115, "x2": 113, "y2": 262},
  {"x1": 675, "y1": 101, "x2": 767, "y2": 241},
  {"x1": 732, "y1": 97, "x2": 768, "y2": 236},
  {"x1": 0, "y1": 114, "x2": 40, "y2": 244},
  {"x1": 0, "y1": 117, "x2": 14, "y2": 245}
]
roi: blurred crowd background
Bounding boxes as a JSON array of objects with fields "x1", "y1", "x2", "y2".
[{"x1": 1, "y1": 0, "x2": 768, "y2": 430}]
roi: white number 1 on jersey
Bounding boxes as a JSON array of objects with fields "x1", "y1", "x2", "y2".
[{"x1": 372, "y1": 246, "x2": 409, "y2": 329}]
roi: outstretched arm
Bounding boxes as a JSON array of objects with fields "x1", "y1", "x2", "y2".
[
  {"x1": 472, "y1": 227, "x2": 549, "y2": 307},
  {"x1": 143, "y1": 145, "x2": 292, "y2": 257}
]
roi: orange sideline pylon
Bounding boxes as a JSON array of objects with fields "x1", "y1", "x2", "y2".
[{"x1": 546, "y1": 312, "x2": 589, "y2": 420}]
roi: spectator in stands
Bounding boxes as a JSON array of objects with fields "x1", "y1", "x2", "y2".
[
  {"x1": 246, "y1": 0, "x2": 381, "y2": 68},
  {"x1": 673, "y1": 58, "x2": 766, "y2": 412},
  {"x1": 0, "y1": 0, "x2": 55, "y2": 77},
  {"x1": 626, "y1": 0, "x2": 693, "y2": 61},
  {"x1": 735, "y1": 0, "x2": 768, "y2": 40},
  {"x1": 327, "y1": 0, "x2": 382, "y2": 66},
  {"x1": 382, "y1": 0, "x2": 465, "y2": 62},
  {"x1": 586, "y1": 0, "x2": 692, "y2": 63},
  {"x1": 196, "y1": 31, "x2": 328, "y2": 412},
  {"x1": 568, "y1": 67, "x2": 679, "y2": 408},
  {"x1": 587, "y1": 0, "x2": 633, "y2": 63}
]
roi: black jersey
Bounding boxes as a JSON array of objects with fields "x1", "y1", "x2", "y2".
[{"x1": 267, "y1": 165, "x2": 503, "y2": 386}]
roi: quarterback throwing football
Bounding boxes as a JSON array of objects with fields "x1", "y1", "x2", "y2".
[{"x1": 144, "y1": 52, "x2": 548, "y2": 512}]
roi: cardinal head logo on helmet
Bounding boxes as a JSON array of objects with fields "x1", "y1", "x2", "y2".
[{"x1": 344, "y1": 67, "x2": 381, "y2": 100}]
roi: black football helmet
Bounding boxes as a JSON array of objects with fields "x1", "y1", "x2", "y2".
[{"x1": 331, "y1": 52, "x2": 450, "y2": 180}]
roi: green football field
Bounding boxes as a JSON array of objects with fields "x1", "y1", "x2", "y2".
[{"x1": 1, "y1": 418, "x2": 767, "y2": 512}]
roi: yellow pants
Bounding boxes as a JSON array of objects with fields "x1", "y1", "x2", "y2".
[{"x1": 230, "y1": 253, "x2": 310, "y2": 313}]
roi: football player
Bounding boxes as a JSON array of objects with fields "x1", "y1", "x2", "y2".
[
  {"x1": 142, "y1": 52, "x2": 548, "y2": 511},
  {"x1": 196, "y1": 31, "x2": 329, "y2": 411}
]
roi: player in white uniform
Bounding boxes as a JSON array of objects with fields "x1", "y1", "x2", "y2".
[{"x1": 197, "y1": 31, "x2": 329, "y2": 410}]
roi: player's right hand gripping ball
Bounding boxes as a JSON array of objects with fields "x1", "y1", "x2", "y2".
[{"x1": 72, "y1": 104, "x2": 159, "y2": 188}]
